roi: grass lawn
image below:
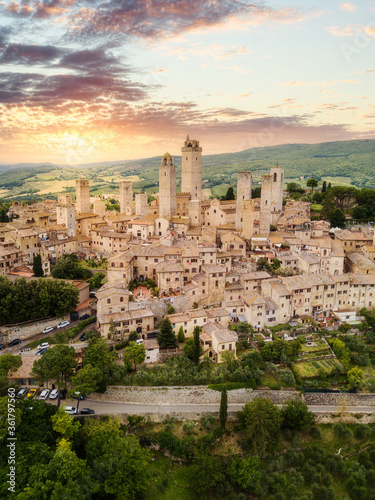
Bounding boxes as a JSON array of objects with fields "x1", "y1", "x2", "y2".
[
  {"x1": 301, "y1": 340, "x2": 330, "y2": 353},
  {"x1": 212, "y1": 183, "x2": 230, "y2": 198},
  {"x1": 311, "y1": 203, "x2": 323, "y2": 212}
]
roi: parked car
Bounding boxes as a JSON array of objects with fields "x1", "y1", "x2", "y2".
[
  {"x1": 27, "y1": 389, "x2": 37, "y2": 399},
  {"x1": 72, "y1": 392, "x2": 86, "y2": 400},
  {"x1": 80, "y1": 408, "x2": 95, "y2": 415},
  {"x1": 36, "y1": 348, "x2": 48, "y2": 356},
  {"x1": 8, "y1": 339, "x2": 22, "y2": 347},
  {"x1": 39, "y1": 389, "x2": 50, "y2": 400},
  {"x1": 79, "y1": 333, "x2": 86, "y2": 342},
  {"x1": 136, "y1": 339, "x2": 143, "y2": 345},
  {"x1": 42, "y1": 326, "x2": 54, "y2": 334},
  {"x1": 60, "y1": 389, "x2": 67, "y2": 400},
  {"x1": 64, "y1": 406, "x2": 77, "y2": 415},
  {"x1": 79, "y1": 314, "x2": 90, "y2": 320},
  {"x1": 49, "y1": 389, "x2": 59, "y2": 399},
  {"x1": 37, "y1": 342, "x2": 50, "y2": 350},
  {"x1": 17, "y1": 388, "x2": 28, "y2": 398},
  {"x1": 0, "y1": 343, "x2": 4, "y2": 350},
  {"x1": 89, "y1": 291, "x2": 96, "y2": 297},
  {"x1": 57, "y1": 320, "x2": 70, "y2": 329}
]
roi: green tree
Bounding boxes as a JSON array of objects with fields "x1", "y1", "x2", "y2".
[
  {"x1": 219, "y1": 388, "x2": 228, "y2": 430},
  {"x1": 281, "y1": 400, "x2": 314, "y2": 430},
  {"x1": 347, "y1": 366, "x2": 364, "y2": 390},
  {"x1": 224, "y1": 186, "x2": 235, "y2": 200},
  {"x1": 330, "y1": 208, "x2": 346, "y2": 228},
  {"x1": 187, "y1": 454, "x2": 224, "y2": 495},
  {"x1": 32, "y1": 344, "x2": 77, "y2": 407},
  {"x1": 193, "y1": 326, "x2": 201, "y2": 365},
  {"x1": 228, "y1": 456, "x2": 262, "y2": 493},
  {"x1": 184, "y1": 338, "x2": 203, "y2": 360},
  {"x1": 83, "y1": 337, "x2": 118, "y2": 392},
  {"x1": 360, "y1": 308, "x2": 375, "y2": 329},
  {"x1": 109, "y1": 318, "x2": 116, "y2": 340},
  {"x1": 51, "y1": 407, "x2": 81, "y2": 441},
  {"x1": 177, "y1": 326, "x2": 185, "y2": 343},
  {"x1": 157, "y1": 318, "x2": 177, "y2": 348},
  {"x1": 0, "y1": 395, "x2": 22, "y2": 440},
  {"x1": 307, "y1": 178, "x2": 319, "y2": 193},
  {"x1": 238, "y1": 397, "x2": 282, "y2": 455},
  {"x1": 322, "y1": 180, "x2": 327, "y2": 193},
  {"x1": 32, "y1": 254, "x2": 44, "y2": 277},
  {"x1": 71, "y1": 363, "x2": 103, "y2": 395},
  {"x1": 128, "y1": 330, "x2": 138, "y2": 342},
  {"x1": 52, "y1": 254, "x2": 91, "y2": 280},
  {"x1": 0, "y1": 353, "x2": 22, "y2": 376},
  {"x1": 88, "y1": 271, "x2": 105, "y2": 290},
  {"x1": 123, "y1": 342, "x2": 146, "y2": 371},
  {"x1": 257, "y1": 257, "x2": 271, "y2": 272}
]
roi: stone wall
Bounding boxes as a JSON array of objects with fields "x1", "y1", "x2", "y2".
[
  {"x1": 129, "y1": 298, "x2": 168, "y2": 321},
  {"x1": 0, "y1": 314, "x2": 70, "y2": 343},
  {"x1": 92, "y1": 386, "x2": 301, "y2": 405},
  {"x1": 303, "y1": 392, "x2": 375, "y2": 406}
]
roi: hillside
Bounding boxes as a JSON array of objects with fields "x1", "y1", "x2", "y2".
[{"x1": 0, "y1": 139, "x2": 374, "y2": 200}]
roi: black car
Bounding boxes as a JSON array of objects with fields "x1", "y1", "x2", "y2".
[
  {"x1": 0, "y1": 344, "x2": 4, "y2": 350},
  {"x1": 60, "y1": 389, "x2": 67, "y2": 400},
  {"x1": 8, "y1": 339, "x2": 22, "y2": 347},
  {"x1": 72, "y1": 392, "x2": 86, "y2": 400},
  {"x1": 80, "y1": 314, "x2": 90, "y2": 320},
  {"x1": 80, "y1": 408, "x2": 95, "y2": 415},
  {"x1": 36, "y1": 348, "x2": 48, "y2": 356},
  {"x1": 79, "y1": 334, "x2": 86, "y2": 342}
]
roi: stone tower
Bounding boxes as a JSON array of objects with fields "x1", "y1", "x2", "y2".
[
  {"x1": 159, "y1": 153, "x2": 176, "y2": 219},
  {"x1": 57, "y1": 193, "x2": 76, "y2": 237},
  {"x1": 181, "y1": 135, "x2": 202, "y2": 201},
  {"x1": 119, "y1": 180, "x2": 133, "y2": 214},
  {"x1": 235, "y1": 171, "x2": 252, "y2": 232},
  {"x1": 270, "y1": 166, "x2": 284, "y2": 213},
  {"x1": 189, "y1": 200, "x2": 201, "y2": 227},
  {"x1": 242, "y1": 199, "x2": 256, "y2": 240},
  {"x1": 259, "y1": 174, "x2": 272, "y2": 236},
  {"x1": 75, "y1": 179, "x2": 90, "y2": 213},
  {"x1": 135, "y1": 193, "x2": 148, "y2": 217}
]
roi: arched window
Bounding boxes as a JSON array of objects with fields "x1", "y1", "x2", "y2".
[
  {"x1": 273, "y1": 173, "x2": 277, "y2": 182},
  {"x1": 120, "y1": 262, "x2": 123, "y2": 267}
]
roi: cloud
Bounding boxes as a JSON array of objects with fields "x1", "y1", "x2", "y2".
[
  {"x1": 326, "y1": 25, "x2": 355, "y2": 37},
  {"x1": 281, "y1": 81, "x2": 314, "y2": 87},
  {"x1": 0, "y1": 43, "x2": 63, "y2": 65},
  {"x1": 340, "y1": 3, "x2": 357, "y2": 12}
]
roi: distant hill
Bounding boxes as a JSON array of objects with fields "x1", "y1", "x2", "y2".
[{"x1": 0, "y1": 140, "x2": 374, "y2": 200}]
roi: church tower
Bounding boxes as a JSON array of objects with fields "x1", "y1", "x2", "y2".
[
  {"x1": 159, "y1": 153, "x2": 176, "y2": 219},
  {"x1": 181, "y1": 136, "x2": 202, "y2": 201}
]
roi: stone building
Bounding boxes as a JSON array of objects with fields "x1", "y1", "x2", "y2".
[
  {"x1": 75, "y1": 179, "x2": 90, "y2": 214},
  {"x1": 119, "y1": 180, "x2": 133, "y2": 214},
  {"x1": 235, "y1": 171, "x2": 252, "y2": 231},
  {"x1": 135, "y1": 193, "x2": 148, "y2": 217},
  {"x1": 159, "y1": 153, "x2": 176, "y2": 219},
  {"x1": 181, "y1": 136, "x2": 202, "y2": 201},
  {"x1": 56, "y1": 193, "x2": 76, "y2": 237},
  {"x1": 259, "y1": 174, "x2": 272, "y2": 236}
]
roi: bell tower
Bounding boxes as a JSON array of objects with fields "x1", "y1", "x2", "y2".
[{"x1": 181, "y1": 135, "x2": 202, "y2": 201}]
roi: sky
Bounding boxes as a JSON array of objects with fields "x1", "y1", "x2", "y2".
[{"x1": 0, "y1": 0, "x2": 375, "y2": 165}]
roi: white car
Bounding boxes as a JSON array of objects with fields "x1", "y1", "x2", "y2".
[
  {"x1": 39, "y1": 389, "x2": 50, "y2": 400},
  {"x1": 42, "y1": 326, "x2": 54, "y2": 334},
  {"x1": 49, "y1": 389, "x2": 59, "y2": 399},
  {"x1": 37, "y1": 342, "x2": 49, "y2": 350},
  {"x1": 57, "y1": 321, "x2": 70, "y2": 329},
  {"x1": 64, "y1": 406, "x2": 77, "y2": 415}
]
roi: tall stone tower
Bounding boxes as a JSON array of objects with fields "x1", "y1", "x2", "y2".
[
  {"x1": 242, "y1": 199, "x2": 256, "y2": 240},
  {"x1": 159, "y1": 153, "x2": 176, "y2": 219},
  {"x1": 189, "y1": 200, "x2": 201, "y2": 227},
  {"x1": 270, "y1": 167, "x2": 284, "y2": 213},
  {"x1": 57, "y1": 193, "x2": 76, "y2": 237},
  {"x1": 235, "y1": 171, "x2": 252, "y2": 232},
  {"x1": 181, "y1": 136, "x2": 202, "y2": 201},
  {"x1": 119, "y1": 180, "x2": 133, "y2": 214},
  {"x1": 135, "y1": 193, "x2": 148, "y2": 217},
  {"x1": 76, "y1": 179, "x2": 90, "y2": 213},
  {"x1": 259, "y1": 174, "x2": 272, "y2": 236}
]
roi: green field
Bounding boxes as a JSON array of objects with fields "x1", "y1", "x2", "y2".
[{"x1": 294, "y1": 358, "x2": 344, "y2": 378}]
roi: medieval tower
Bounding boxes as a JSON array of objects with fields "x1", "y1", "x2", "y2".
[
  {"x1": 270, "y1": 166, "x2": 284, "y2": 213},
  {"x1": 135, "y1": 193, "x2": 148, "y2": 217},
  {"x1": 242, "y1": 199, "x2": 256, "y2": 240},
  {"x1": 181, "y1": 136, "x2": 202, "y2": 201},
  {"x1": 119, "y1": 180, "x2": 133, "y2": 214},
  {"x1": 57, "y1": 193, "x2": 76, "y2": 237},
  {"x1": 159, "y1": 153, "x2": 176, "y2": 219},
  {"x1": 75, "y1": 179, "x2": 90, "y2": 214},
  {"x1": 259, "y1": 174, "x2": 272, "y2": 236},
  {"x1": 235, "y1": 171, "x2": 252, "y2": 232}
]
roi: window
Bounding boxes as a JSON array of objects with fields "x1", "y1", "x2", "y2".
[
  {"x1": 120, "y1": 297, "x2": 123, "y2": 302},
  {"x1": 107, "y1": 298, "x2": 111, "y2": 304}
]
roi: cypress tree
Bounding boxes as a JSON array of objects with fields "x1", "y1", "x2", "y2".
[
  {"x1": 33, "y1": 254, "x2": 44, "y2": 277},
  {"x1": 193, "y1": 326, "x2": 201, "y2": 365},
  {"x1": 220, "y1": 389, "x2": 228, "y2": 430},
  {"x1": 157, "y1": 317, "x2": 177, "y2": 348},
  {"x1": 177, "y1": 326, "x2": 185, "y2": 343}
]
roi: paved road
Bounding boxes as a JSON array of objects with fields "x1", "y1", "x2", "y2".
[{"x1": 49, "y1": 398, "x2": 375, "y2": 416}]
